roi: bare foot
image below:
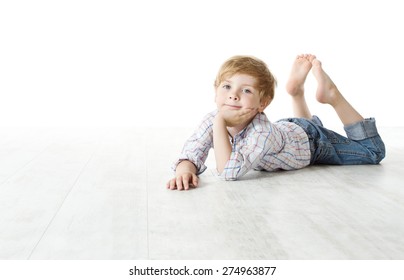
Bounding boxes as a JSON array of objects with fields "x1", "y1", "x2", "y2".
[
  {"x1": 286, "y1": 54, "x2": 315, "y2": 97},
  {"x1": 311, "y1": 57, "x2": 364, "y2": 125},
  {"x1": 311, "y1": 58, "x2": 341, "y2": 105}
]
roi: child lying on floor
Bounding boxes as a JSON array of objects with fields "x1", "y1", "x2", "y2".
[{"x1": 167, "y1": 54, "x2": 385, "y2": 190}]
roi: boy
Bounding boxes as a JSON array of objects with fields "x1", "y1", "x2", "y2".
[{"x1": 167, "y1": 54, "x2": 385, "y2": 190}]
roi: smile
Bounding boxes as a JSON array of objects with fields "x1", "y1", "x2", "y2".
[{"x1": 224, "y1": 104, "x2": 242, "y2": 109}]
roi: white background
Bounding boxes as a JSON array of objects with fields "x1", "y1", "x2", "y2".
[{"x1": 1, "y1": 0, "x2": 402, "y2": 130}]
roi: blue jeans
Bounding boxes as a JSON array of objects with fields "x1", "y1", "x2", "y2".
[{"x1": 284, "y1": 116, "x2": 386, "y2": 165}]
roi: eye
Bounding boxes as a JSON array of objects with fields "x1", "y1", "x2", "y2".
[
  {"x1": 242, "y1": 88, "x2": 252, "y2": 94},
  {"x1": 222, "y1": 84, "x2": 231, "y2": 90}
]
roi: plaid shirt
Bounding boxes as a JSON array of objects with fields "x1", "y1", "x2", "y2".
[{"x1": 174, "y1": 110, "x2": 311, "y2": 180}]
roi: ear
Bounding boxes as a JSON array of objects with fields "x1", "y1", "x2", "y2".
[{"x1": 258, "y1": 97, "x2": 272, "y2": 112}]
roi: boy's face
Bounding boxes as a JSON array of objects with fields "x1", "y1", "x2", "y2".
[{"x1": 215, "y1": 73, "x2": 268, "y2": 113}]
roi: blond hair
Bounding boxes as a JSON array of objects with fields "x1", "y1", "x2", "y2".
[{"x1": 214, "y1": 55, "x2": 277, "y2": 102}]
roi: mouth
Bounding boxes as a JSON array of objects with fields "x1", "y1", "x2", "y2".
[{"x1": 224, "y1": 104, "x2": 242, "y2": 110}]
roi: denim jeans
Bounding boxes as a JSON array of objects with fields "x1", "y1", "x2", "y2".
[{"x1": 283, "y1": 116, "x2": 386, "y2": 165}]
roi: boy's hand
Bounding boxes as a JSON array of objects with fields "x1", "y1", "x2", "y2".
[
  {"x1": 166, "y1": 172, "x2": 199, "y2": 191},
  {"x1": 218, "y1": 107, "x2": 258, "y2": 127}
]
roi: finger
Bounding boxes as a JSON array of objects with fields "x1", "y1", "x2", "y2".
[
  {"x1": 236, "y1": 108, "x2": 252, "y2": 116},
  {"x1": 192, "y1": 174, "x2": 199, "y2": 187},
  {"x1": 166, "y1": 179, "x2": 173, "y2": 189},
  {"x1": 251, "y1": 107, "x2": 259, "y2": 115},
  {"x1": 244, "y1": 107, "x2": 258, "y2": 113},
  {"x1": 169, "y1": 179, "x2": 177, "y2": 190},
  {"x1": 244, "y1": 108, "x2": 258, "y2": 117},
  {"x1": 182, "y1": 175, "x2": 190, "y2": 190},
  {"x1": 176, "y1": 177, "x2": 183, "y2": 191}
]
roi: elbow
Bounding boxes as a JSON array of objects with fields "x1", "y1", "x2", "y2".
[
  {"x1": 215, "y1": 159, "x2": 229, "y2": 175},
  {"x1": 221, "y1": 174, "x2": 238, "y2": 181},
  {"x1": 218, "y1": 170, "x2": 240, "y2": 181},
  {"x1": 217, "y1": 157, "x2": 246, "y2": 181},
  {"x1": 221, "y1": 175, "x2": 238, "y2": 181}
]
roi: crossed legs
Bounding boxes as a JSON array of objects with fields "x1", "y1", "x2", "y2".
[{"x1": 286, "y1": 54, "x2": 364, "y2": 126}]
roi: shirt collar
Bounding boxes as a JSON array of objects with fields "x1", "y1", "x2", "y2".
[{"x1": 232, "y1": 112, "x2": 266, "y2": 140}]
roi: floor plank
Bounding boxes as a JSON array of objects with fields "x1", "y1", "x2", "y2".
[
  {"x1": 29, "y1": 128, "x2": 148, "y2": 259},
  {"x1": 0, "y1": 128, "x2": 100, "y2": 259}
]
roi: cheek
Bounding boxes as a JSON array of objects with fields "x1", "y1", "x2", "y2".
[
  {"x1": 246, "y1": 96, "x2": 260, "y2": 106},
  {"x1": 214, "y1": 93, "x2": 221, "y2": 105},
  {"x1": 215, "y1": 91, "x2": 224, "y2": 102}
]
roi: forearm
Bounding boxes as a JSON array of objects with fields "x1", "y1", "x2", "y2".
[
  {"x1": 213, "y1": 114, "x2": 232, "y2": 173},
  {"x1": 175, "y1": 160, "x2": 197, "y2": 176}
]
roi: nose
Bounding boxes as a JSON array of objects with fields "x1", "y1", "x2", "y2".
[{"x1": 228, "y1": 91, "x2": 239, "y2": 101}]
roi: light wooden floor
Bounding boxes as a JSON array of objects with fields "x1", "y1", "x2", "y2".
[{"x1": 0, "y1": 127, "x2": 403, "y2": 260}]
